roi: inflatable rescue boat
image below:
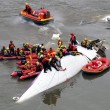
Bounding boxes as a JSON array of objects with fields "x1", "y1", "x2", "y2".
[
  {"x1": 82, "y1": 58, "x2": 110, "y2": 74},
  {"x1": 11, "y1": 70, "x2": 40, "y2": 80},
  {"x1": 20, "y1": 8, "x2": 54, "y2": 25},
  {"x1": 20, "y1": 71, "x2": 40, "y2": 80},
  {"x1": 0, "y1": 55, "x2": 20, "y2": 60}
]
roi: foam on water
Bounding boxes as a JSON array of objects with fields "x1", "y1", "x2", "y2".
[
  {"x1": 101, "y1": 15, "x2": 110, "y2": 22},
  {"x1": 49, "y1": 23, "x2": 62, "y2": 35},
  {"x1": 38, "y1": 26, "x2": 49, "y2": 31},
  {"x1": 12, "y1": 16, "x2": 27, "y2": 24}
]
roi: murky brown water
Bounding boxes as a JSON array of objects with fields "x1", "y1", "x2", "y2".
[{"x1": 0, "y1": 0, "x2": 110, "y2": 110}]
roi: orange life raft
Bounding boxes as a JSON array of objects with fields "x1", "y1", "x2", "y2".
[
  {"x1": 20, "y1": 8, "x2": 54, "y2": 25},
  {"x1": 82, "y1": 58, "x2": 110, "y2": 74}
]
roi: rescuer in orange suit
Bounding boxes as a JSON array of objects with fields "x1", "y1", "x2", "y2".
[{"x1": 25, "y1": 3, "x2": 33, "y2": 14}]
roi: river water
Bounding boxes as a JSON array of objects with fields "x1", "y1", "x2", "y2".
[{"x1": 0, "y1": 0, "x2": 110, "y2": 110}]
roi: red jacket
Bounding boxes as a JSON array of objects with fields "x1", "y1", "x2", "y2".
[
  {"x1": 70, "y1": 35, "x2": 76, "y2": 41},
  {"x1": 42, "y1": 57, "x2": 49, "y2": 65}
]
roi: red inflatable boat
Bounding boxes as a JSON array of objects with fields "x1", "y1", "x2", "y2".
[
  {"x1": 19, "y1": 64, "x2": 35, "y2": 69},
  {"x1": 82, "y1": 58, "x2": 110, "y2": 74},
  {"x1": 20, "y1": 71, "x2": 40, "y2": 80},
  {"x1": 20, "y1": 7, "x2": 54, "y2": 25},
  {"x1": 17, "y1": 60, "x2": 37, "y2": 65},
  {"x1": 26, "y1": 53, "x2": 38, "y2": 59},
  {"x1": 11, "y1": 69, "x2": 33, "y2": 77},
  {"x1": 0, "y1": 55, "x2": 19, "y2": 60}
]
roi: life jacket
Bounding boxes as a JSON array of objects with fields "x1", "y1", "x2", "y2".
[
  {"x1": 19, "y1": 50, "x2": 24, "y2": 56},
  {"x1": 29, "y1": 54, "x2": 32, "y2": 60},
  {"x1": 25, "y1": 62, "x2": 32, "y2": 69},
  {"x1": 26, "y1": 5, "x2": 31, "y2": 10},
  {"x1": 26, "y1": 5, "x2": 32, "y2": 14},
  {"x1": 68, "y1": 44, "x2": 74, "y2": 51},
  {"x1": 58, "y1": 40, "x2": 63, "y2": 47},
  {"x1": 31, "y1": 46, "x2": 36, "y2": 53},
  {"x1": 39, "y1": 13, "x2": 44, "y2": 19},
  {"x1": 44, "y1": 51, "x2": 48, "y2": 56},
  {"x1": 81, "y1": 40, "x2": 88, "y2": 47},
  {"x1": 56, "y1": 51, "x2": 63, "y2": 58},
  {"x1": 73, "y1": 45, "x2": 77, "y2": 51},
  {"x1": 9, "y1": 43, "x2": 15, "y2": 49},
  {"x1": 42, "y1": 57, "x2": 49, "y2": 65},
  {"x1": 71, "y1": 35, "x2": 76, "y2": 41},
  {"x1": 36, "y1": 63, "x2": 43, "y2": 72},
  {"x1": 4, "y1": 50, "x2": 8, "y2": 56},
  {"x1": 38, "y1": 51, "x2": 44, "y2": 58},
  {"x1": 48, "y1": 49, "x2": 55, "y2": 55}
]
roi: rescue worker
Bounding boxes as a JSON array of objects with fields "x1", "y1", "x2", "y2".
[
  {"x1": 24, "y1": 3, "x2": 33, "y2": 14},
  {"x1": 9, "y1": 41, "x2": 15, "y2": 55},
  {"x1": 23, "y1": 42, "x2": 30, "y2": 51},
  {"x1": 42, "y1": 55, "x2": 52, "y2": 73},
  {"x1": 1, "y1": 46, "x2": 6, "y2": 56},
  {"x1": 50, "y1": 54, "x2": 59, "y2": 71},
  {"x1": 70, "y1": 33, "x2": 78, "y2": 45},
  {"x1": 36, "y1": 44, "x2": 41, "y2": 54},
  {"x1": 86, "y1": 40, "x2": 93, "y2": 50},
  {"x1": 48, "y1": 47, "x2": 55, "y2": 56},
  {"x1": 24, "y1": 61, "x2": 32, "y2": 70},
  {"x1": 56, "y1": 48, "x2": 63, "y2": 58},
  {"x1": 38, "y1": 50, "x2": 44, "y2": 58},
  {"x1": 50, "y1": 54, "x2": 66, "y2": 71},
  {"x1": 60, "y1": 45, "x2": 66, "y2": 50},
  {"x1": 15, "y1": 48, "x2": 20, "y2": 56},
  {"x1": 38, "y1": 54, "x2": 44, "y2": 63},
  {"x1": 62, "y1": 48, "x2": 70, "y2": 56},
  {"x1": 57, "y1": 37, "x2": 63, "y2": 48},
  {"x1": 3, "y1": 48, "x2": 10, "y2": 57},
  {"x1": 81, "y1": 38, "x2": 88, "y2": 48},
  {"x1": 31, "y1": 44, "x2": 36, "y2": 53},
  {"x1": 19, "y1": 48, "x2": 25, "y2": 56},
  {"x1": 35, "y1": 61, "x2": 43, "y2": 72},
  {"x1": 41, "y1": 44, "x2": 45, "y2": 52},
  {"x1": 68, "y1": 43, "x2": 77, "y2": 51}
]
